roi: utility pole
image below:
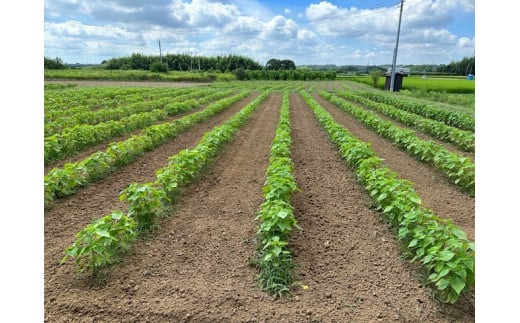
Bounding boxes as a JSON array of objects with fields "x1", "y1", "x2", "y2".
[
  {"x1": 158, "y1": 40, "x2": 162, "y2": 63},
  {"x1": 389, "y1": 0, "x2": 404, "y2": 92}
]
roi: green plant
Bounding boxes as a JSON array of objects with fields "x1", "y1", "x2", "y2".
[
  {"x1": 320, "y1": 91, "x2": 475, "y2": 195},
  {"x1": 44, "y1": 90, "x2": 243, "y2": 204},
  {"x1": 337, "y1": 89, "x2": 475, "y2": 152},
  {"x1": 300, "y1": 90, "x2": 474, "y2": 303},
  {"x1": 61, "y1": 211, "x2": 136, "y2": 280},
  {"x1": 150, "y1": 62, "x2": 169, "y2": 73},
  {"x1": 64, "y1": 91, "x2": 271, "y2": 280},
  {"x1": 369, "y1": 69, "x2": 381, "y2": 88},
  {"x1": 254, "y1": 91, "x2": 299, "y2": 296},
  {"x1": 355, "y1": 88, "x2": 474, "y2": 131},
  {"x1": 120, "y1": 182, "x2": 168, "y2": 233}
]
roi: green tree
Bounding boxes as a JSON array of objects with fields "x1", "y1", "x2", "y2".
[
  {"x1": 44, "y1": 57, "x2": 66, "y2": 69},
  {"x1": 369, "y1": 69, "x2": 381, "y2": 88}
]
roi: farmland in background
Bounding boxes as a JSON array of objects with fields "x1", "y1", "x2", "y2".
[{"x1": 340, "y1": 74, "x2": 475, "y2": 94}]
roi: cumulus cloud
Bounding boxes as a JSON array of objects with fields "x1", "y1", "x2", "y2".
[
  {"x1": 261, "y1": 16, "x2": 298, "y2": 41},
  {"x1": 306, "y1": 0, "x2": 474, "y2": 37},
  {"x1": 44, "y1": 0, "x2": 473, "y2": 65},
  {"x1": 304, "y1": 0, "x2": 474, "y2": 64}
]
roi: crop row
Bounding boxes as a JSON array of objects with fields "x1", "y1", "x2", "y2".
[
  {"x1": 62, "y1": 91, "x2": 271, "y2": 278},
  {"x1": 349, "y1": 87, "x2": 475, "y2": 131},
  {"x1": 320, "y1": 92, "x2": 475, "y2": 196},
  {"x1": 45, "y1": 87, "x2": 167, "y2": 114},
  {"x1": 336, "y1": 89, "x2": 475, "y2": 152},
  {"x1": 44, "y1": 90, "x2": 233, "y2": 164},
  {"x1": 300, "y1": 90, "x2": 474, "y2": 304},
  {"x1": 45, "y1": 88, "x2": 217, "y2": 136},
  {"x1": 44, "y1": 87, "x2": 198, "y2": 124},
  {"x1": 44, "y1": 91, "x2": 250, "y2": 203},
  {"x1": 254, "y1": 91, "x2": 299, "y2": 296}
]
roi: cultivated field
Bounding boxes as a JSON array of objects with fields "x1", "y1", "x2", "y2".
[
  {"x1": 341, "y1": 75, "x2": 475, "y2": 94},
  {"x1": 44, "y1": 80, "x2": 475, "y2": 322}
]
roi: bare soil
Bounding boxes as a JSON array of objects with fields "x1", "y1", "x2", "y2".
[{"x1": 44, "y1": 92, "x2": 474, "y2": 322}]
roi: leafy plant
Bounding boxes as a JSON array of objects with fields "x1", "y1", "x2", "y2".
[
  {"x1": 64, "y1": 90, "x2": 271, "y2": 279},
  {"x1": 320, "y1": 91, "x2": 474, "y2": 196},
  {"x1": 61, "y1": 211, "x2": 136, "y2": 281},
  {"x1": 300, "y1": 90, "x2": 474, "y2": 303},
  {"x1": 337, "y1": 89, "x2": 474, "y2": 152},
  {"x1": 120, "y1": 182, "x2": 168, "y2": 233},
  {"x1": 369, "y1": 69, "x2": 381, "y2": 88},
  {"x1": 45, "y1": 90, "x2": 243, "y2": 204},
  {"x1": 356, "y1": 88, "x2": 474, "y2": 131},
  {"x1": 254, "y1": 91, "x2": 299, "y2": 296}
]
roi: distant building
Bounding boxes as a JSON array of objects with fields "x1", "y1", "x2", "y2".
[{"x1": 386, "y1": 67, "x2": 410, "y2": 76}]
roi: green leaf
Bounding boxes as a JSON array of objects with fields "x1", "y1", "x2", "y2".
[
  {"x1": 438, "y1": 250, "x2": 455, "y2": 262},
  {"x1": 436, "y1": 278, "x2": 451, "y2": 290},
  {"x1": 452, "y1": 229, "x2": 467, "y2": 240},
  {"x1": 383, "y1": 205, "x2": 393, "y2": 213},
  {"x1": 96, "y1": 229, "x2": 111, "y2": 238},
  {"x1": 450, "y1": 276, "x2": 466, "y2": 295},
  {"x1": 376, "y1": 192, "x2": 388, "y2": 202},
  {"x1": 409, "y1": 196, "x2": 422, "y2": 204},
  {"x1": 263, "y1": 253, "x2": 273, "y2": 262},
  {"x1": 276, "y1": 211, "x2": 288, "y2": 219},
  {"x1": 111, "y1": 211, "x2": 123, "y2": 220}
]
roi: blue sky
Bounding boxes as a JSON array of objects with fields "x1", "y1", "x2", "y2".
[{"x1": 44, "y1": 0, "x2": 475, "y2": 66}]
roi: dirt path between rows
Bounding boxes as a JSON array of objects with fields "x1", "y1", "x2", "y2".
[
  {"x1": 44, "y1": 94, "x2": 258, "y2": 308},
  {"x1": 313, "y1": 93, "x2": 475, "y2": 241},
  {"x1": 45, "y1": 93, "x2": 281, "y2": 322}
]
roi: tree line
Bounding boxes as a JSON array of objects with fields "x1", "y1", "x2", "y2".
[
  {"x1": 234, "y1": 68, "x2": 335, "y2": 81},
  {"x1": 44, "y1": 57, "x2": 66, "y2": 69},
  {"x1": 435, "y1": 56, "x2": 475, "y2": 75},
  {"x1": 103, "y1": 53, "x2": 263, "y2": 72}
]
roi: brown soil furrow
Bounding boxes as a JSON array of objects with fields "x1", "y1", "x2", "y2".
[
  {"x1": 44, "y1": 94, "x2": 257, "y2": 277},
  {"x1": 312, "y1": 93, "x2": 475, "y2": 240},
  {"x1": 44, "y1": 99, "x2": 224, "y2": 173},
  {"x1": 286, "y1": 93, "x2": 473, "y2": 322},
  {"x1": 336, "y1": 95, "x2": 474, "y2": 160},
  {"x1": 45, "y1": 93, "x2": 282, "y2": 322}
]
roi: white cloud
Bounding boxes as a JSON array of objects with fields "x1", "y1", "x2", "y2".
[
  {"x1": 306, "y1": 1, "x2": 474, "y2": 37},
  {"x1": 304, "y1": 0, "x2": 474, "y2": 64},
  {"x1": 297, "y1": 28, "x2": 316, "y2": 41},
  {"x1": 44, "y1": 0, "x2": 473, "y2": 65},
  {"x1": 261, "y1": 16, "x2": 298, "y2": 41},
  {"x1": 458, "y1": 37, "x2": 475, "y2": 48}
]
